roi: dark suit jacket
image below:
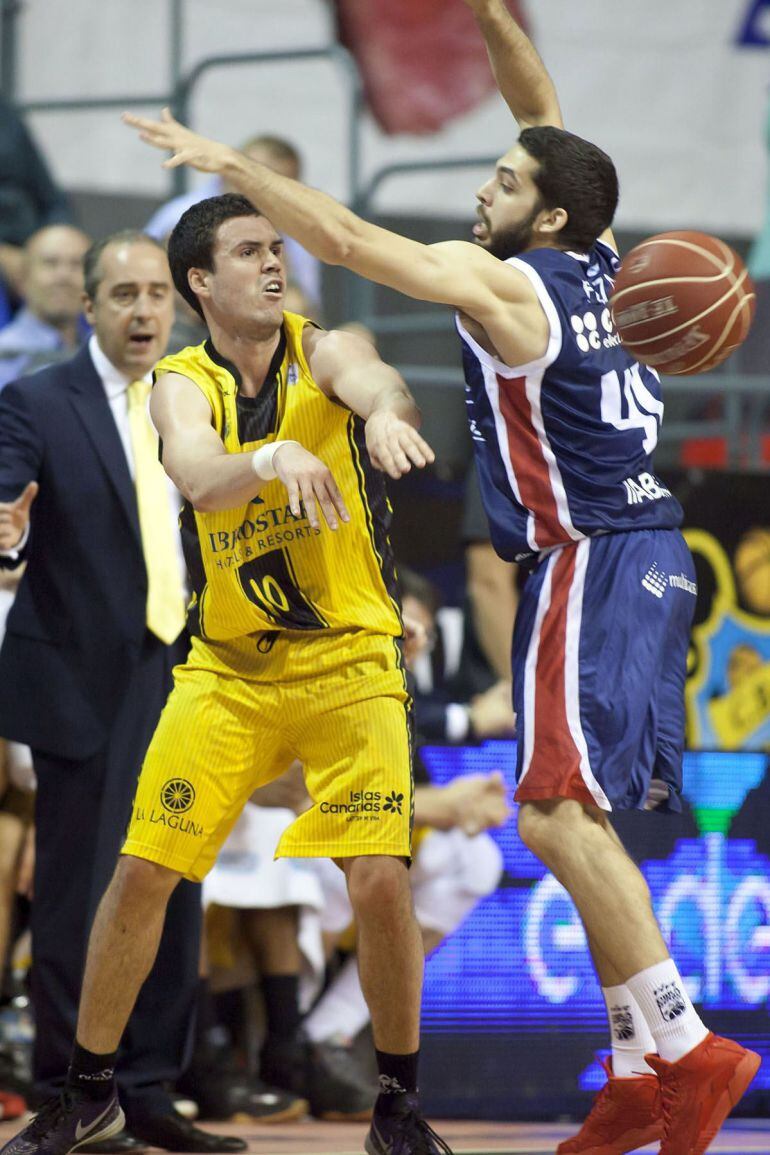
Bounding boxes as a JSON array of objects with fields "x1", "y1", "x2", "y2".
[{"x1": 0, "y1": 343, "x2": 153, "y2": 759}]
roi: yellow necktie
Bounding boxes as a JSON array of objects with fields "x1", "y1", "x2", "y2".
[{"x1": 127, "y1": 380, "x2": 187, "y2": 644}]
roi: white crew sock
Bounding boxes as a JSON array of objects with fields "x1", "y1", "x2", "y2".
[
  {"x1": 304, "y1": 955, "x2": 371, "y2": 1044},
  {"x1": 602, "y1": 985, "x2": 657, "y2": 1077},
  {"x1": 626, "y1": 958, "x2": 709, "y2": 1063}
]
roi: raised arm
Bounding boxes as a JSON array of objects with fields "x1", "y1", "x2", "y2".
[
  {"x1": 122, "y1": 111, "x2": 548, "y2": 366},
  {"x1": 462, "y1": 0, "x2": 563, "y2": 129},
  {"x1": 303, "y1": 327, "x2": 435, "y2": 479},
  {"x1": 151, "y1": 372, "x2": 349, "y2": 529}
]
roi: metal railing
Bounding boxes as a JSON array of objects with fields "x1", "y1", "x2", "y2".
[{"x1": 2, "y1": 0, "x2": 363, "y2": 199}]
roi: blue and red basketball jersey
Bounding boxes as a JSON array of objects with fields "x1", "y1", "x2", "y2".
[{"x1": 458, "y1": 240, "x2": 683, "y2": 565}]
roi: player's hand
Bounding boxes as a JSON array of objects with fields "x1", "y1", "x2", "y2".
[
  {"x1": 272, "y1": 443, "x2": 350, "y2": 532},
  {"x1": 365, "y1": 411, "x2": 435, "y2": 479},
  {"x1": 0, "y1": 482, "x2": 38, "y2": 552},
  {"x1": 122, "y1": 107, "x2": 236, "y2": 175},
  {"x1": 469, "y1": 679, "x2": 516, "y2": 739}
]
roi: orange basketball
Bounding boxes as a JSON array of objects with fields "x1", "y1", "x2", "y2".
[{"x1": 609, "y1": 231, "x2": 756, "y2": 375}]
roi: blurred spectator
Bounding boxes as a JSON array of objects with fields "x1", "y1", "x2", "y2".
[
  {"x1": 196, "y1": 772, "x2": 380, "y2": 1123},
  {"x1": 145, "y1": 135, "x2": 321, "y2": 309},
  {"x1": 401, "y1": 566, "x2": 516, "y2": 743},
  {"x1": 0, "y1": 96, "x2": 74, "y2": 319},
  {"x1": 0, "y1": 225, "x2": 91, "y2": 390}
]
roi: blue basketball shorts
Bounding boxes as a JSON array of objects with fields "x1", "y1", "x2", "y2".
[{"x1": 512, "y1": 528, "x2": 696, "y2": 812}]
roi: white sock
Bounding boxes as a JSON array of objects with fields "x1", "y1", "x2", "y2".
[
  {"x1": 304, "y1": 955, "x2": 371, "y2": 1044},
  {"x1": 626, "y1": 959, "x2": 709, "y2": 1063},
  {"x1": 602, "y1": 985, "x2": 657, "y2": 1077}
]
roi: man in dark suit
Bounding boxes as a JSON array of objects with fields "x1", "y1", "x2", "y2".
[{"x1": 0, "y1": 231, "x2": 243, "y2": 1154}]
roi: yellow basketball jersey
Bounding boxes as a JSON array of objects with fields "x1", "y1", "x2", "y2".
[{"x1": 154, "y1": 312, "x2": 403, "y2": 642}]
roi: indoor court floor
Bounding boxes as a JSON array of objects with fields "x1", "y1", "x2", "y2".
[{"x1": 1, "y1": 1117, "x2": 766, "y2": 1154}]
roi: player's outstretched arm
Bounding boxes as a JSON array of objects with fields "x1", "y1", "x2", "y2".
[
  {"x1": 303, "y1": 327, "x2": 435, "y2": 480},
  {"x1": 151, "y1": 373, "x2": 349, "y2": 529},
  {"x1": 462, "y1": 0, "x2": 563, "y2": 129},
  {"x1": 121, "y1": 111, "x2": 537, "y2": 334}
]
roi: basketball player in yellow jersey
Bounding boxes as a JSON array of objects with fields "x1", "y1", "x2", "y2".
[{"x1": 0, "y1": 193, "x2": 454, "y2": 1155}]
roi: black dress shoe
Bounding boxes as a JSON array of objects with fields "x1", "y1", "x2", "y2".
[
  {"x1": 86, "y1": 1130, "x2": 149, "y2": 1154},
  {"x1": 127, "y1": 1112, "x2": 247, "y2": 1153}
]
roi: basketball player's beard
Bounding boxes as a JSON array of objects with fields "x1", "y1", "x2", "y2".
[{"x1": 487, "y1": 204, "x2": 542, "y2": 261}]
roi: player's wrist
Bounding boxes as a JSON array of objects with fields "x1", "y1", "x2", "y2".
[
  {"x1": 221, "y1": 147, "x2": 247, "y2": 180},
  {"x1": 251, "y1": 440, "x2": 300, "y2": 481}
]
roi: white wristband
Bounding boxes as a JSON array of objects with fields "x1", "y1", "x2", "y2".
[{"x1": 251, "y1": 440, "x2": 300, "y2": 481}]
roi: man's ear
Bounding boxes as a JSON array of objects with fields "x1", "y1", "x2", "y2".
[
  {"x1": 537, "y1": 206, "x2": 568, "y2": 239},
  {"x1": 188, "y1": 267, "x2": 209, "y2": 305}
]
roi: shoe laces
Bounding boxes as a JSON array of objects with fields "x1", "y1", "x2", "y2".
[
  {"x1": 658, "y1": 1067, "x2": 685, "y2": 1140},
  {"x1": 394, "y1": 1103, "x2": 454, "y2": 1154},
  {"x1": 27, "y1": 1091, "x2": 79, "y2": 1139}
]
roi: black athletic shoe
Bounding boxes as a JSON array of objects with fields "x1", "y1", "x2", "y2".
[
  {"x1": 0, "y1": 1090, "x2": 124, "y2": 1155},
  {"x1": 177, "y1": 1069, "x2": 307, "y2": 1124},
  {"x1": 365, "y1": 1093, "x2": 453, "y2": 1155},
  {"x1": 260, "y1": 1035, "x2": 376, "y2": 1120}
]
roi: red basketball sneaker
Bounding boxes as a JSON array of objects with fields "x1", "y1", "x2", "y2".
[
  {"x1": 556, "y1": 1057, "x2": 662, "y2": 1155},
  {"x1": 647, "y1": 1032, "x2": 761, "y2": 1155}
]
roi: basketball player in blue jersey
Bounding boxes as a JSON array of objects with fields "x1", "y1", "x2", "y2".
[{"x1": 123, "y1": 4, "x2": 759, "y2": 1150}]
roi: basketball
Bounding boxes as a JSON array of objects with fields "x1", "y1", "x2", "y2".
[{"x1": 609, "y1": 231, "x2": 756, "y2": 375}]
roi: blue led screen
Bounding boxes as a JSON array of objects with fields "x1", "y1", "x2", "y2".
[{"x1": 419, "y1": 743, "x2": 770, "y2": 1096}]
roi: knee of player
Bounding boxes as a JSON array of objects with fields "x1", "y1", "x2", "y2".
[
  {"x1": 345, "y1": 854, "x2": 409, "y2": 918},
  {"x1": 517, "y1": 801, "x2": 557, "y2": 857},
  {"x1": 113, "y1": 853, "x2": 182, "y2": 905}
]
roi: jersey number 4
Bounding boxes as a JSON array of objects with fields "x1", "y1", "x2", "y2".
[{"x1": 600, "y1": 363, "x2": 663, "y2": 454}]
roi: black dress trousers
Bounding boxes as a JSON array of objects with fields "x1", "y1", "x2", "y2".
[{"x1": 31, "y1": 631, "x2": 201, "y2": 1119}]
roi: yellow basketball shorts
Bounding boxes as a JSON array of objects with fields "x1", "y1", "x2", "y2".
[{"x1": 122, "y1": 629, "x2": 414, "y2": 882}]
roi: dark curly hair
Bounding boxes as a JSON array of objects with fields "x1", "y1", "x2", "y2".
[
  {"x1": 519, "y1": 125, "x2": 619, "y2": 250},
  {"x1": 168, "y1": 193, "x2": 262, "y2": 317}
]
